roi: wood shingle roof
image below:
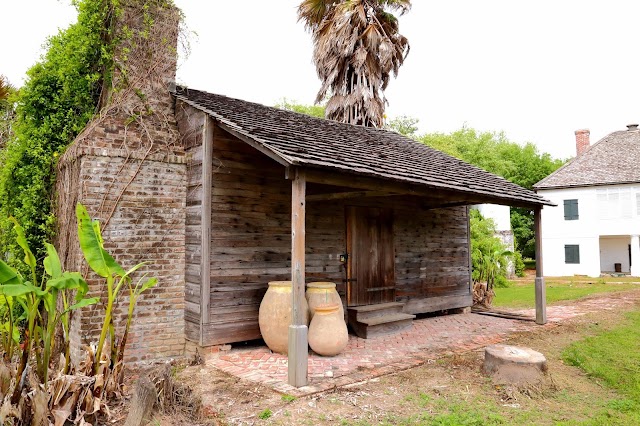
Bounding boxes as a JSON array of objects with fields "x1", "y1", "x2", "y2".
[
  {"x1": 173, "y1": 86, "x2": 551, "y2": 207},
  {"x1": 535, "y1": 129, "x2": 640, "y2": 189}
]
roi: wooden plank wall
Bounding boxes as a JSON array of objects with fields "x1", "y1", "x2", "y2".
[
  {"x1": 203, "y1": 127, "x2": 345, "y2": 345},
  {"x1": 394, "y1": 206, "x2": 472, "y2": 313}
]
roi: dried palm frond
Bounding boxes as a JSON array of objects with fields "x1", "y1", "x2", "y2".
[{"x1": 299, "y1": 0, "x2": 411, "y2": 127}]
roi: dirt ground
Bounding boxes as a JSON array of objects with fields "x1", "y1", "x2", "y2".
[{"x1": 141, "y1": 289, "x2": 640, "y2": 425}]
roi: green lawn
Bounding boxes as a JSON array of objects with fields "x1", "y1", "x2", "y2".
[
  {"x1": 562, "y1": 310, "x2": 640, "y2": 423},
  {"x1": 493, "y1": 280, "x2": 639, "y2": 308}
]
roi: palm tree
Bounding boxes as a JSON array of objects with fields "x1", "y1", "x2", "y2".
[{"x1": 298, "y1": 0, "x2": 411, "y2": 127}]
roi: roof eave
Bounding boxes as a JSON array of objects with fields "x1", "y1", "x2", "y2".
[
  {"x1": 535, "y1": 179, "x2": 640, "y2": 191},
  {"x1": 173, "y1": 94, "x2": 296, "y2": 167}
]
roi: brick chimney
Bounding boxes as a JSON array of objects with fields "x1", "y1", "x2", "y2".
[
  {"x1": 57, "y1": 0, "x2": 186, "y2": 364},
  {"x1": 575, "y1": 129, "x2": 590, "y2": 156}
]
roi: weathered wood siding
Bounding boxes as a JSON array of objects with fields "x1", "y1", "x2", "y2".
[
  {"x1": 178, "y1": 102, "x2": 471, "y2": 346},
  {"x1": 394, "y1": 206, "x2": 472, "y2": 314},
  {"x1": 177, "y1": 103, "x2": 204, "y2": 342},
  {"x1": 202, "y1": 131, "x2": 346, "y2": 345}
]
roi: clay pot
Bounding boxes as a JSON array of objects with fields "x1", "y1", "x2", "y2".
[
  {"x1": 306, "y1": 282, "x2": 343, "y2": 319},
  {"x1": 258, "y1": 281, "x2": 309, "y2": 355},
  {"x1": 308, "y1": 303, "x2": 348, "y2": 356}
]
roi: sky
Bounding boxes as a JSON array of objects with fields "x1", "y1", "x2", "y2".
[{"x1": 3, "y1": 1, "x2": 640, "y2": 159}]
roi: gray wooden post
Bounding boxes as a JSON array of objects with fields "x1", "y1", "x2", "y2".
[
  {"x1": 200, "y1": 114, "x2": 214, "y2": 345},
  {"x1": 288, "y1": 168, "x2": 308, "y2": 387},
  {"x1": 534, "y1": 207, "x2": 547, "y2": 324}
]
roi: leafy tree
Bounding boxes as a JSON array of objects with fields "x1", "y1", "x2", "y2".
[
  {"x1": 275, "y1": 98, "x2": 326, "y2": 119},
  {"x1": 298, "y1": 0, "x2": 411, "y2": 127},
  {"x1": 0, "y1": 0, "x2": 117, "y2": 276},
  {"x1": 386, "y1": 114, "x2": 419, "y2": 137},
  {"x1": 419, "y1": 127, "x2": 565, "y2": 259},
  {"x1": 419, "y1": 127, "x2": 564, "y2": 191}
]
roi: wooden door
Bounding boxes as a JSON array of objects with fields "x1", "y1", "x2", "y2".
[{"x1": 346, "y1": 206, "x2": 395, "y2": 306}]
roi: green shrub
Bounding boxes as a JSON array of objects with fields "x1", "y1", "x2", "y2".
[
  {"x1": 0, "y1": 0, "x2": 117, "y2": 279},
  {"x1": 513, "y1": 251, "x2": 525, "y2": 277}
]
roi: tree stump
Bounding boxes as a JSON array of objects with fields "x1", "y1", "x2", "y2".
[
  {"x1": 124, "y1": 376, "x2": 157, "y2": 426},
  {"x1": 483, "y1": 344, "x2": 547, "y2": 386}
]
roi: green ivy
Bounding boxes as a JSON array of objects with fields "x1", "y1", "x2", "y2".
[{"x1": 0, "y1": 0, "x2": 119, "y2": 277}]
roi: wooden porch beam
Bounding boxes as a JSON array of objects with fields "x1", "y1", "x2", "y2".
[
  {"x1": 424, "y1": 201, "x2": 470, "y2": 210},
  {"x1": 200, "y1": 113, "x2": 214, "y2": 345},
  {"x1": 306, "y1": 190, "x2": 396, "y2": 202},
  {"x1": 534, "y1": 207, "x2": 547, "y2": 324},
  {"x1": 288, "y1": 168, "x2": 308, "y2": 387},
  {"x1": 303, "y1": 168, "x2": 542, "y2": 209}
]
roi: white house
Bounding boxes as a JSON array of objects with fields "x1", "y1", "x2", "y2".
[{"x1": 534, "y1": 125, "x2": 640, "y2": 277}]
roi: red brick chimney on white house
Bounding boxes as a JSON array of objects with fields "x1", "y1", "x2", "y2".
[{"x1": 575, "y1": 129, "x2": 590, "y2": 156}]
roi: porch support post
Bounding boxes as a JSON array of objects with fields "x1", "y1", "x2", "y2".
[
  {"x1": 534, "y1": 207, "x2": 547, "y2": 325},
  {"x1": 288, "y1": 168, "x2": 308, "y2": 387},
  {"x1": 200, "y1": 114, "x2": 214, "y2": 345},
  {"x1": 630, "y1": 235, "x2": 640, "y2": 277}
]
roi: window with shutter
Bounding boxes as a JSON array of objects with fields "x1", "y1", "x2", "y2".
[
  {"x1": 564, "y1": 245, "x2": 580, "y2": 264},
  {"x1": 563, "y1": 199, "x2": 579, "y2": 220}
]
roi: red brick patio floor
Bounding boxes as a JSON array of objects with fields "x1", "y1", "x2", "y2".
[{"x1": 206, "y1": 293, "x2": 640, "y2": 397}]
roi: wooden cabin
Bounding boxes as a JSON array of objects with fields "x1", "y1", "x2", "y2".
[{"x1": 172, "y1": 86, "x2": 551, "y2": 351}]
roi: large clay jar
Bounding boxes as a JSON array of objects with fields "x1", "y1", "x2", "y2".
[
  {"x1": 308, "y1": 303, "x2": 348, "y2": 356},
  {"x1": 258, "y1": 281, "x2": 309, "y2": 355},
  {"x1": 306, "y1": 282, "x2": 343, "y2": 319}
]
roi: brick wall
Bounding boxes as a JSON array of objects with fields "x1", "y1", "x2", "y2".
[{"x1": 56, "y1": 0, "x2": 186, "y2": 363}]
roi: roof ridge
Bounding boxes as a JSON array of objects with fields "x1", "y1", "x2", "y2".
[{"x1": 535, "y1": 129, "x2": 640, "y2": 189}]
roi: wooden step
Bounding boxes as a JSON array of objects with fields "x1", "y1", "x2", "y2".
[
  {"x1": 347, "y1": 302, "x2": 416, "y2": 339},
  {"x1": 348, "y1": 302, "x2": 405, "y2": 313},
  {"x1": 347, "y1": 302, "x2": 404, "y2": 322},
  {"x1": 359, "y1": 312, "x2": 416, "y2": 326}
]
